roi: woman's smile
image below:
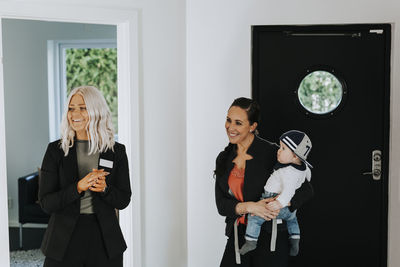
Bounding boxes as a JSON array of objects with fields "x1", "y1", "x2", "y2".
[{"x1": 228, "y1": 131, "x2": 239, "y2": 137}]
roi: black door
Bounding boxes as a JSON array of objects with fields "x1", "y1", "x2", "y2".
[{"x1": 252, "y1": 24, "x2": 390, "y2": 267}]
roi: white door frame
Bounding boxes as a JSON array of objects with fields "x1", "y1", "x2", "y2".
[{"x1": 0, "y1": 3, "x2": 142, "y2": 267}]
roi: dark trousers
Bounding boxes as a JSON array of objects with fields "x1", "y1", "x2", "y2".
[
  {"x1": 220, "y1": 223, "x2": 289, "y2": 267},
  {"x1": 43, "y1": 214, "x2": 123, "y2": 267}
]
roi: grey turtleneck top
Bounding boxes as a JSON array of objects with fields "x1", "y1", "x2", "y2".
[{"x1": 76, "y1": 140, "x2": 99, "y2": 214}]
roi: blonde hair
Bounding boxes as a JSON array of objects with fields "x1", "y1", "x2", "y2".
[{"x1": 60, "y1": 86, "x2": 115, "y2": 156}]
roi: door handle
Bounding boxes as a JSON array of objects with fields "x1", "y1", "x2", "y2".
[{"x1": 362, "y1": 150, "x2": 381, "y2": 180}]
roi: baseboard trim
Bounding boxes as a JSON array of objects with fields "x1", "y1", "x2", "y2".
[{"x1": 8, "y1": 221, "x2": 47, "y2": 228}]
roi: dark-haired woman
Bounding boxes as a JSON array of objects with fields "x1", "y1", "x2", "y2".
[{"x1": 215, "y1": 97, "x2": 313, "y2": 267}]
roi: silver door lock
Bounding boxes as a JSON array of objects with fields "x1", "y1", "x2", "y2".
[{"x1": 362, "y1": 150, "x2": 382, "y2": 180}]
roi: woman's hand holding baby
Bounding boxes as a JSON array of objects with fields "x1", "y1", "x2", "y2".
[
  {"x1": 244, "y1": 198, "x2": 279, "y2": 221},
  {"x1": 266, "y1": 200, "x2": 283, "y2": 211}
]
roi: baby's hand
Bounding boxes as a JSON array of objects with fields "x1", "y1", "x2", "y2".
[{"x1": 266, "y1": 200, "x2": 283, "y2": 211}]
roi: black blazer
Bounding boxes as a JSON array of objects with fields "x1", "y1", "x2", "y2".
[
  {"x1": 215, "y1": 135, "x2": 313, "y2": 237},
  {"x1": 38, "y1": 140, "x2": 131, "y2": 261}
]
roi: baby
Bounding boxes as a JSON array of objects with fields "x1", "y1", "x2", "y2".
[{"x1": 239, "y1": 130, "x2": 312, "y2": 256}]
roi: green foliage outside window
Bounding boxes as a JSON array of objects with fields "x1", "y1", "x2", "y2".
[
  {"x1": 298, "y1": 71, "x2": 343, "y2": 114},
  {"x1": 66, "y1": 48, "x2": 118, "y2": 132}
]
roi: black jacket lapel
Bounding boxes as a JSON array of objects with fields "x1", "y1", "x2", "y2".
[
  {"x1": 243, "y1": 136, "x2": 271, "y2": 201},
  {"x1": 63, "y1": 145, "x2": 79, "y2": 182},
  {"x1": 215, "y1": 146, "x2": 236, "y2": 195}
]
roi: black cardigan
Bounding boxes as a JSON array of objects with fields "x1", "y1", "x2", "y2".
[
  {"x1": 215, "y1": 135, "x2": 313, "y2": 237},
  {"x1": 38, "y1": 140, "x2": 131, "y2": 261}
]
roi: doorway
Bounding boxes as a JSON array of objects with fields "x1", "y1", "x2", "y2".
[
  {"x1": 2, "y1": 18, "x2": 117, "y2": 257},
  {"x1": 0, "y1": 5, "x2": 140, "y2": 267},
  {"x1": 252, "y1": 24, "x2": 390, "y2": 267}
]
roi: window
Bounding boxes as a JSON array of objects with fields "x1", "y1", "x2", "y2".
[
  {"x1": 297, "y1": 70, "x2": 345, "y2": 115},
  {"x1": 48, "y1": 39, "x2": 117, "y2": 141}
]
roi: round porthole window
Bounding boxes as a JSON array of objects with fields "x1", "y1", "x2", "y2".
[{"x1": 297, "y1": 70, "x2": 344, "y2": 115}]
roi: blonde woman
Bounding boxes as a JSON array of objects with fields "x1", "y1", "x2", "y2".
[{"x1": 39, "y1": 86, "x2": 131, "y2": 267}]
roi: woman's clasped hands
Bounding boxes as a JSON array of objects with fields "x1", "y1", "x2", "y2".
[{"x1": 77, "y1": 169, "x2": 109, "y2": 193}]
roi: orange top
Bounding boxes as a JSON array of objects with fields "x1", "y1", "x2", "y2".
[{"x1": 228, "y1": 165, "x2": 246, "y2": 224}]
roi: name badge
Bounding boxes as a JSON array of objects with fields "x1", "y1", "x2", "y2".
[
  {"x1": 99, "y1": 158, "x2": 113, "y2": 168},
  {"x1": 276, "y1": 219, "x2": 283, "y2": 224}
]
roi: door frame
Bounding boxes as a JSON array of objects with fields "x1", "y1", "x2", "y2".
[
  {"x1": 0, "y1": 3, "x2": 142, "y2": 267},
  {"x1": 251, "y1": 24, "x2": 391, "y2": 266}
]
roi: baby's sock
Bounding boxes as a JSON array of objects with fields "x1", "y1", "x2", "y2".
[
  {"x1": 239, "y1": 240, "x2": 257, "y2": 255},
  {"x1": 289, "y1": 237, "x2": 300, "y2": 256}
]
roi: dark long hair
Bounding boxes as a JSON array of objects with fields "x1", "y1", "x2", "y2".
[
  {"x1": 230, "y1": 97, "x2": 260, "y2": 126},
  {"x1": 214, "y1": 97, "x2": 260, "y2": 178}
]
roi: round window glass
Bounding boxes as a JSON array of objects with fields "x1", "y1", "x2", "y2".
[{"x1": 297, "y1": 70, "x2": 343, "y2": 114}]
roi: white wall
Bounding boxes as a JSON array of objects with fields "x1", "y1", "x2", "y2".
[
  {"x1": 2, "y1": 0, "x2": 399, "y2": 267},
  {"x1": 140, "y1": 1, "x2": 186, "y2": 266},
  {"x1": 2, "y1": 19, "x2": 116, "y2": 227},
  {"x1": 186, "y1": 0, "x2": 400, "y2": 266}
]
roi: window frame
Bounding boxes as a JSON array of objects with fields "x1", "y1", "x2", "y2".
[{"x1": 47, "y1": 39, "x2": 117, "y2": 141}]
